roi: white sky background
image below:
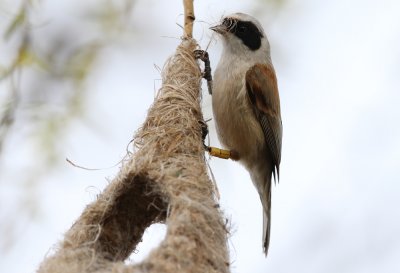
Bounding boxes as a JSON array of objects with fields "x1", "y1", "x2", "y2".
[{"x1": 1, "y1": 0, "x2": 400, "y2": 272}]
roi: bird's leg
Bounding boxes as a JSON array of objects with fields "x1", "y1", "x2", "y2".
[
  {"x1": 198, "y1": 120, "x2": 239, "y2": 160},
  {"x1": 194, "y1": 50, "x2": 213, "y2": 95},
  {"x1": 207, "y1": 146, "x2": 234, "y2": 160}
]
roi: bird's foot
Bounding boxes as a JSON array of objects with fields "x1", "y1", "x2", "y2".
[
  {"x1": 199, "y1": 120, "x2": 209, "y2": 143},
  {"x1": 198, "y1": 119, "x2": 235, "y2": 160},
  {"x1": 194, "y1": 49, "x2": 213, "y2": 95}
]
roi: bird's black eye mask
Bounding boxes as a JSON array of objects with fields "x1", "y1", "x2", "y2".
[{"x1": 223, "y1": 18, "x2": 263, "y2": 51}]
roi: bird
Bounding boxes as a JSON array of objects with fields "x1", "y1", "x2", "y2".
[{"x1": 210, "y1": 13, "x2": 282, "y2": 256}]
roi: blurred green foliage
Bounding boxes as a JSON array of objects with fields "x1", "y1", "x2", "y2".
[
  {"x1": 0, "y1": 0, "x2": 136, "y2": 252},
  {"x1": 0, "y1": 0, "x2": 136, "y2": 162}
]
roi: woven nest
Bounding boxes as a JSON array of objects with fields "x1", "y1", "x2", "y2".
[{"x1": 37, "y1": 39, "x2": 230, "y2": 273}]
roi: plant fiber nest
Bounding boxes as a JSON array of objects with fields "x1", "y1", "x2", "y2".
[{"x1": 37, "y1": 39, "x2": 230, "y2": 273}]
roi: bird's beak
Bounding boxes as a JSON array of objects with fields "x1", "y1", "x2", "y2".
[{"x1": 210, "y1": 24, "x2": 228, "y2": 34}]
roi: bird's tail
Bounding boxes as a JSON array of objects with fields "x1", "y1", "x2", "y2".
[
  {"x1": 261, "y1": 176, "x2": 272, "y2": 256},
  {"x1": 249, "y1": 163, "x2": 273, "y2": 256},
  {"x1": 262, "y1": 205, "x2": 271, "y2": 256}
]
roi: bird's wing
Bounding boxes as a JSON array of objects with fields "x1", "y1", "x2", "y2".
[{"x1": 245, "y1": 63, "x2": 282, "y2": 179}]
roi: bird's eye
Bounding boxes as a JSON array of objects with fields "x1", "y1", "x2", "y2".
[{"x1": 222, "y1": 18, "x2": 231, "y2": 27}]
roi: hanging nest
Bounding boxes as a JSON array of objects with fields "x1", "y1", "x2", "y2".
[{"x1": 37, "y1": 39, "x2": 230, "y2": 273}]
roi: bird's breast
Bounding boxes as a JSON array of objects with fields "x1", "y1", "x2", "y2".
[{"x1": 212, "y1": 64, "x2": 265, "y2": 165}]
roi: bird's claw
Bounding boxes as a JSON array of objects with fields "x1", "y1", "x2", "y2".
[
  {"x1": 194, "y1": 50, "x2": 213, "y2": 95},
  {"x1": 199, "y1": 119, "x2": 237, "y2": 160},
  {"x1": 198, "y1": 120, "x2": 209, "y2": 145}
]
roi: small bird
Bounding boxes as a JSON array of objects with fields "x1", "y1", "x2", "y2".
[{"x1": 210, "y1": 13, "x2": 282, "y2": 256}]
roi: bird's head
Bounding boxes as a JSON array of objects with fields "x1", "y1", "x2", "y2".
[{"x1": 210, "y1": 13, "x2": 270, "y2": 56}]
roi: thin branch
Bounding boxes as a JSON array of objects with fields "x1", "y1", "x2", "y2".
[{"x1": 183, "y1": 0, "x2": 195, "y2": 38}]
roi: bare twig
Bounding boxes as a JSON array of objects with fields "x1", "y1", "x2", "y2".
[{"x1": 183, "y1": 0, "x2": 195, "y2": 38}]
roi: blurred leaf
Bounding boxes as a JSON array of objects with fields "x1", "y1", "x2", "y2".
[
  {"x1": 16, "y1": 48, "x2": 48, "y2": 70},
  {"x1": 87, "y1": 1, "x2": 120, "y2": 32},
  {"x1": 3, "y1": 8, "x2": 26, "y2": 40},
  {"x1": 86, "y1": 0, "x2": 135, "y2": 35},
  {"x1": 17, "y1": 48, "x2": 34, "y2": 66},
  {"x1": 66, "y1": 43, "x2": 100, "y2": 84}
]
